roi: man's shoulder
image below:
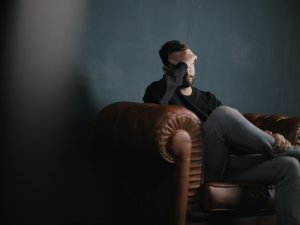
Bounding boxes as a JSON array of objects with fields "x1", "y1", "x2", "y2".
[{"x1": 143, "y1": 77, "x2": 167, "y2": 103}]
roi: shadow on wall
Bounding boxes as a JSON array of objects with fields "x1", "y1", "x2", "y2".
[
  {"x1": 3, "y1": 64, "x2": 112, "y2": 225},
  {"x1": 1, "y1": 0, "x2": 112, "y2": 223}
]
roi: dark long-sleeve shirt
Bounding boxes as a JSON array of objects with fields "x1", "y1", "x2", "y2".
[{"x1": 143, "y1": 62, "x2": 222, "y2": 122}]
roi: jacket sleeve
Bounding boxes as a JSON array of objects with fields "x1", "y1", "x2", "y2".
[{"x1": 143, "y1": 62, "x2": 188, "y2": 104}]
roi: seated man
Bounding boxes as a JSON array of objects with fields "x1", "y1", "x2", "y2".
[{"x1": 143, "y1": 40, "x2": 300, "y2": 225}]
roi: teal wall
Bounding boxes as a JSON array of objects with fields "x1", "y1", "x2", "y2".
[{"x1": 84, "y1": 0, "x2": 300, "y2": 116}]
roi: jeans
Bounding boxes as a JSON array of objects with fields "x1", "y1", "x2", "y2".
[{"x1": 203, "y1": 106, "x2": 300, "y2": 225}]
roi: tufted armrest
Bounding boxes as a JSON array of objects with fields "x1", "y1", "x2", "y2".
[
  {"x1": 94, "y1": 101, "x2": 203, "y2": 163},
  {"x1": 94, "y1": 102, "x2": 203, "y2": 225},
  {"x1": 244, "y1": 113, "x2": 300, "y2": 146}
]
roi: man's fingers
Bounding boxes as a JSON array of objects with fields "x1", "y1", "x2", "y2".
[
  {"x1": 183, "y1": 49, "x2": 197, "y2": 63},
  {"x1": 265, "y1": 131, "x2": 292, "y2": 153},
  {"x1": 285, "y1": 140, "x2": 292, "y2": 149},
  {"x1": 273, "y1": 133, "x2": 284, "y2": 151},
  {"x1": 273, "y1": 133, "x2": 292, "y2": 152}
]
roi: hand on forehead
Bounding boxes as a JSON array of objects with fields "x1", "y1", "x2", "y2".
[{"x1": 168, "y1": 49, "x2": 197, "y2": 65}]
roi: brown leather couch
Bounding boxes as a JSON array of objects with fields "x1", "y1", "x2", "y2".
[{"x1": 94, "y1": 102, "x2": 300, "y2": 225}]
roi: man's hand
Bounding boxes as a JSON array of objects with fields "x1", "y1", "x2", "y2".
[
  {"x1": 265, "y1": 130, "x2": 292, "y2": 153},
  {"x1": 168, "y1": 49, "x2": 197, "y2": 66}
]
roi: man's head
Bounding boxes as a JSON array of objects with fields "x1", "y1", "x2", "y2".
[
  {"x1": 159, "y1": 40, "x2": 197, "y2": 88},
  {"x1": 159, "y1": 40, "x2": 189, "y2": 66}
]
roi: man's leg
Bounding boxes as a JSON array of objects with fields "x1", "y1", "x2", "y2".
[
  {"x1": 202, "y1": 106, "x2": 300, "y2": 225},
  {"x1": 225, "y1": 156, "x2": 300, "y2": 225},
  {"x1": 203, "y1": 106, "x2": 276, "y2": 181},
  {"x1": 274, "y1": 148, "x2": 300, "y2": 158},
  {"x1": 203, "y1": 105, "x2": 300, "y2": 180}
]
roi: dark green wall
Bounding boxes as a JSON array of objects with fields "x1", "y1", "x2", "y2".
[{"x1": 84, "y1": 0, "x2": 300, "y2": 116}]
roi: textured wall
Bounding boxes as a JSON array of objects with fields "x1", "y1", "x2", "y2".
[{"x1": 84, "y1": 0, "x2": 300, "y2": 116}]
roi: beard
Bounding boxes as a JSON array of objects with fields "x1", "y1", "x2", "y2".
[{"x1": 180, "y1": 75, "x2": 194, "y2": 88}]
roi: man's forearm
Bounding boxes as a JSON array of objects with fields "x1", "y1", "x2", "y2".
[
  {"x1": 157, "y1": 76, "x2": 178, "y2": 104},
  {"x1": 143, "y1": 62, "x2": 188, "y2": 104},
  {"x1": 157, "y1": 62, "x2": 188, "y2": 104}
]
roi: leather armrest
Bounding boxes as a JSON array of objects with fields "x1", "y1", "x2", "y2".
[
  {"x1": 94, "y1": 102, "x2": 203, "y2": 163},
  {"x1": 94, "y1": 102, "x2": 204, "y2": 225},
  {"x1": 244, "y1": 113, "x2": 300, "y2": 145}
]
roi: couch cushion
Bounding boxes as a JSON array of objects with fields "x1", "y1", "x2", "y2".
[{"x1": 200, "y1": 181, "x2": 275, "y2": 212}]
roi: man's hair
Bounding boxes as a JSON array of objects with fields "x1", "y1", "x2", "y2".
[{"x1": 159, "y1": 40, "x2": 188, "y2": 66}]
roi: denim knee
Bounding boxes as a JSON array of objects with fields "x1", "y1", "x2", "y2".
[
  {"x1": 205, "y1": 106, "x2": 239, "y2": 128},
  {"x1": 211, "y1": 106, "x2": 238, "y2": 117}
]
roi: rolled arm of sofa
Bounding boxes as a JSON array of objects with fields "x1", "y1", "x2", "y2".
[
  {"x1": 94, "y1": 102, "x2": 204, "y2": 225},
  {"x1": 244, "y1": 113, "x2": 300, "y2": 146},
  {"x1": 94, "y1": 102, "x2": 203, "y2": 163}
]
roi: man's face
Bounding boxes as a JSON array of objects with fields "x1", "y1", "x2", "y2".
[{"x1": 167, "y1": 49, "x2": 196, "y2": 88}]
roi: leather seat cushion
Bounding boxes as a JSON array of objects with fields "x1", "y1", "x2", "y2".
[{"x1": 200, "y1": 181, "x2": 275, "y2": 212}]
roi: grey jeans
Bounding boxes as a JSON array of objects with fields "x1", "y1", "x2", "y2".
[{"x1": 203, "y1": 106, "x2": 300, "y2": 225}]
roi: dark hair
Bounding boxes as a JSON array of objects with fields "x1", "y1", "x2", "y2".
[{"x1": 159, "y1": 40, "x2": 188, "y2": 66}]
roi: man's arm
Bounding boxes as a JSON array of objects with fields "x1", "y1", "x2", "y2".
[
  {"x1": 143, "y1": 62, "x2": 188, "y2": 104},
  {"x1": 143, "y1": 48, "x2": 197, "y2": 104}
]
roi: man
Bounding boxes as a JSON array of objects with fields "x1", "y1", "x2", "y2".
[{"x1": 143, "y1": 40, "x2": 300, "y2": 225}]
